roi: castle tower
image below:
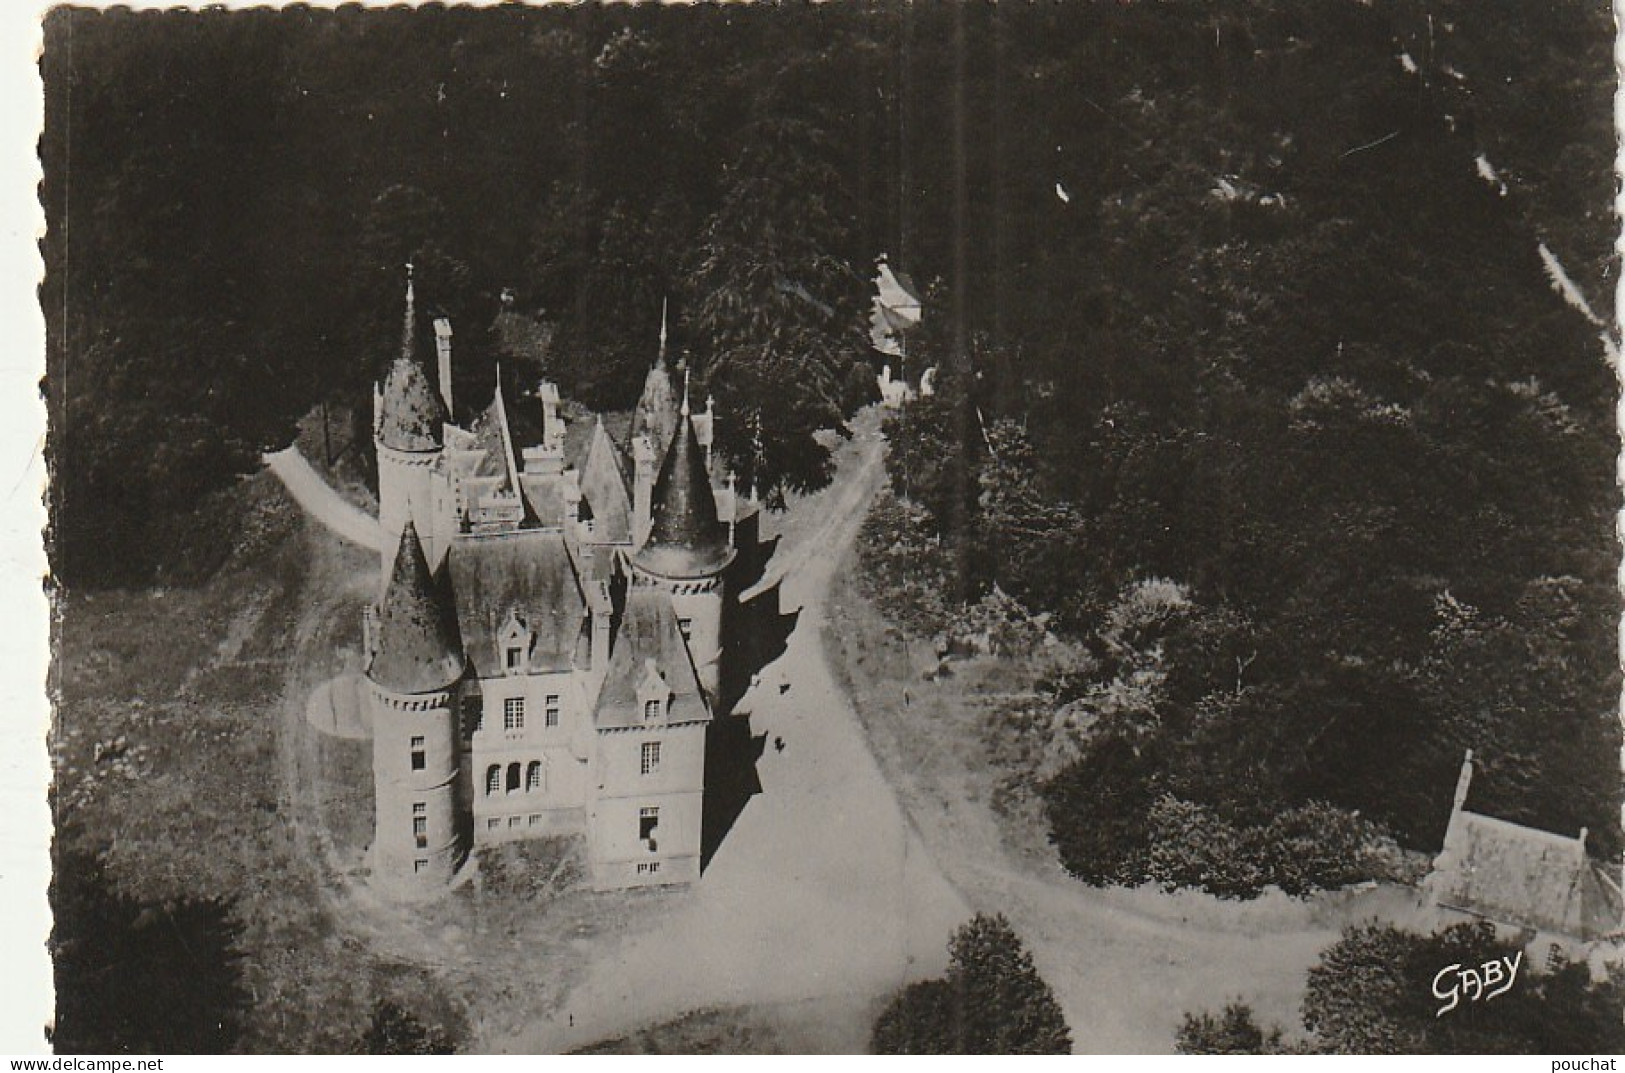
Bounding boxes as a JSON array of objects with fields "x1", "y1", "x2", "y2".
[
  {"x1": 630, "y1": 387, "x2": 735, "y2": 700},
  {"x1": 631, "y1": 303, "x2": 681, "y2": 546},
  {"x1": 365, "y1": 521, "x2": 468, "y2": 895},
  {"x1": 374, "y1": 268, "x2": 449, "y2": 573}
]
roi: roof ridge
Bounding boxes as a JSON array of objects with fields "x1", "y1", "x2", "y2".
[{"x1": 1458, "y1": 809, "x2": 1588, "y2": 851}]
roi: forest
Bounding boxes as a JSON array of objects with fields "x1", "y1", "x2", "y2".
[
  {"x1": 861, "y1": 1, "x2": 1621, "y2": 882},
  {"x1": 43, "y1": 3, "x2": 1619, "y2": 882}
]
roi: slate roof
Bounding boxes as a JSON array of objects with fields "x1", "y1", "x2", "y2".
[
  {"x1": 369, "y1": 522, "x2": 465, "y2": 694},
  {"x1": 378, "y1": 284, "x2": 449, "y2": 452},
  {"x1": 633, "y1": 412, "x2": 733, "y2": 579},
  {"x1": 1433, "y1": 809, "x2": 1624, "y2": 941},
  {"x1": 444, "y1": 531, "x2": 586, "y2": 678},
  {"x1": 593, "y1": 587, "x2": 710, "y2": 730},
  {"x1": 378, "y1": 352, "x2": 448, "y2": 452},
  {"x1": 631, "y1": 357, "x2": 680, "y2": 459},
  {"x1": 578, "y1": 418, "x2": 633, "y2": 544},
  {"x1": 466, "y1": 392, "x2": 517, "y2": 483},
  {"x1": 518, "y1": 473, "x2": 569, "y2": 529}
]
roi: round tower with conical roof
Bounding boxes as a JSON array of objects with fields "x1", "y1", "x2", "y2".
[
  {"x1": 630, "y1": 385, "x2": 735, "y2": 701},
  {"x1": 375, "y1": 267, "x2": 450, "y2": 573},
  {"x1": 630, "y1": 302, "x2": 681, "y2": 544},
  {"x1": 366, "y1": 520, "x2": 468, "y2": 894}
]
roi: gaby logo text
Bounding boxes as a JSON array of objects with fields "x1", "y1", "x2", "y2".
[{"x1": 1432, "y1": 951, "x2": 1523, "y2": 1017}]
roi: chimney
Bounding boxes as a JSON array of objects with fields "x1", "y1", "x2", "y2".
[
  {"x1": 1578, "y1": 827, "x2": 1589, "y2": 858},
  {"x1": 1452, "y1": 749, "x2": 1474, "y2": 815},
  {"x1": 433, "y1": 317, "x2": 454, "y2": 416}
]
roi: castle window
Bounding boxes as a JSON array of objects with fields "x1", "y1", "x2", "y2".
[
  {"x1": 643, "y1": 699, "x2": 662, "y2": 722},
  {"x1": 526, "y1": 760, "x2": 543, "y2": 792},
  {"x1": 413, "y1": 803, "x2": 427, "y2": 848},
  {"x1": 487, "y1": 818, "x2": 501, "y2": 831},
  {"x1": 414, "y1": 859, "x2": 428, "y2": 874},
  {"x1": 641, "y1": 741, "x2": 661, "y2": 776},
  {"x1": 485, "y1": 765, "x2": 501, "y2": 796},
  {"x1": 506, "y1": 645, "x2": 524, "y2": 670},
  {"x1": 639, "y1": 806, "x2": 659, "y2": 847},
  {"x1": 504, "y1": 696, "x2": 525, "y2": 730},
  {"x1": 545, "y1": 695, "x2": 560, "y2": 727},
  {"x1": 508, "y1": 815, "x2": 522, "y2": 828},
  {"x1": 637, "y1": 861, "x2": 661, "y2": 876},
  {"x1": 410, "y1": 735, "x2": 425, "y2": 771},
  {"x1": 506, "y1": 762, "x2": 521, "y2": 793},
  {"x1": 528, "y1": 814, "x2": 542, "y2": 827},
  {"x1": 677, "y1": 617, "x2": 693, "y2": 641}
]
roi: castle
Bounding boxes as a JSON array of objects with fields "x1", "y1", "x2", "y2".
[{"x1": 361, "y1": 274, "x2": 758, "y2": 896}]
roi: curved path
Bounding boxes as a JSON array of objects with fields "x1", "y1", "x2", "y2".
[
  {"x1": 491, "y1": 420, "x2": 969, "y2": 1053},
  {"x1": 264, "y1": 446, "x2": 382, "y2": 552}
]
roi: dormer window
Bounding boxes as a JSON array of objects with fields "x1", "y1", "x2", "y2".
[
  {"x1": 636, "y1": 659, "x2": 671, "y2": 725},
  {"x1": 499, "y1": 609, "x2": 531, "y2": 675}
]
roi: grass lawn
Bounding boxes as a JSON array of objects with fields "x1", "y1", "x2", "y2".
[
  {"x1": 52, "y1": 472, "x2": 452, "y2": 1052},
  {"x1": 52, "y1": 464, "x2": 721, "y2": 1053}
]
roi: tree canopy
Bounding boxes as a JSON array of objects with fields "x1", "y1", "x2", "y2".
[
  {"x1": 862, "y1": 0, "x2": 1619, "y2": 887},
  {"x1": 871, "y1": 913, "x2": 1072, "y2": 1054}
]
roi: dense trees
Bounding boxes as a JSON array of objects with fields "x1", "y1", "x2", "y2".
[
  {"x1": 1302, "y1": 924, "x2": 1625, "y2": 1053},
  {"x1": 864, "y1": 1, "x2": 1619, "y2": 890},
  {"x1": 44, "y1": 3, "x2": 1618, "y2": 895},
  {"x1": 1182, "y1": 924, "x2": 1625, "y2": 1053},
  {"x1": 44, "y1": 5, "x2": 895, "y2": 587},
  {"x1": 49, "y1": 844, "x2": 248, "y2": 1053},
  {"x1": 871, "y1": 914, "x2": 1072, "y2": 1054}
]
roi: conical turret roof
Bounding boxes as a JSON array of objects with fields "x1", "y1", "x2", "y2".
[
  {"x1": 370, "y1": 521, "x2": 465, "y2": 694},
  {"x1": 377, "y1": 277, "x2": 448, "y2": 452},
  {"x1": 630, "y1": 353, "x2": 679, "y2": 458},
  {"x1": 633, "y1": 411, "x2": 733, "y2": 579}
]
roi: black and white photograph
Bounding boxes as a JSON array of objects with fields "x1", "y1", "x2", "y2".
[{"x1": 29, "y1": 0, "x2": 1625, "y2": 1055}]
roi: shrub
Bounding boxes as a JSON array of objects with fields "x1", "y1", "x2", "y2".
[
  {"x1": 1255, "y1": 800, "x2": 1385, "y2": 896},
  {"x1": 871, "y1": 914, "x2": 1072, "y2": 1054},
  {"x1": 1144, "y1": 795, "x2": 1267, "y2": 898},
  {"x1": 1042, "y1": 735, "x2": 1163, "y2": 886},
  {"x1": 1176, "y1": 1003, "x2": 1286, "y2": 1054},
  {"x1": 358, "y1": 1000, "x2": 455, "y2": 1055}
]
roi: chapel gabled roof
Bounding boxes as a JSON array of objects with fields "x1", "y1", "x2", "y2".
[
  {"x1": 633, "y1": 410, "x2": 733, "y2": 579},
  {"x1": 369, "y1": 521, "x2": 465, "y2": 694},
  {"x1": 377, "y1": 276, "x2": 448, "y2": 452},
  {"x1": 1432, "y1": 809, "x2": 1622, "y2": 942},
  {"x1": 592, "y1": 587, "x2": 710, "y2": 730}
]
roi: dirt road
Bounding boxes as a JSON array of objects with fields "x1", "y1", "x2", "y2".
[
  {"x1": 264, "y1": 447, "x2": 382, "y2": 552},
  {"x1": 490, "y1": 419, "x2": 970, "y2": 1054}
]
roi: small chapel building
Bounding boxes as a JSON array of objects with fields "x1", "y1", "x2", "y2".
[
  {"x1": 1421, "y1": 749, "x2": 1624, "y2": 975},
  {"x1": 361, "y1": 274, "x2": 757, "y2": 896}
]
